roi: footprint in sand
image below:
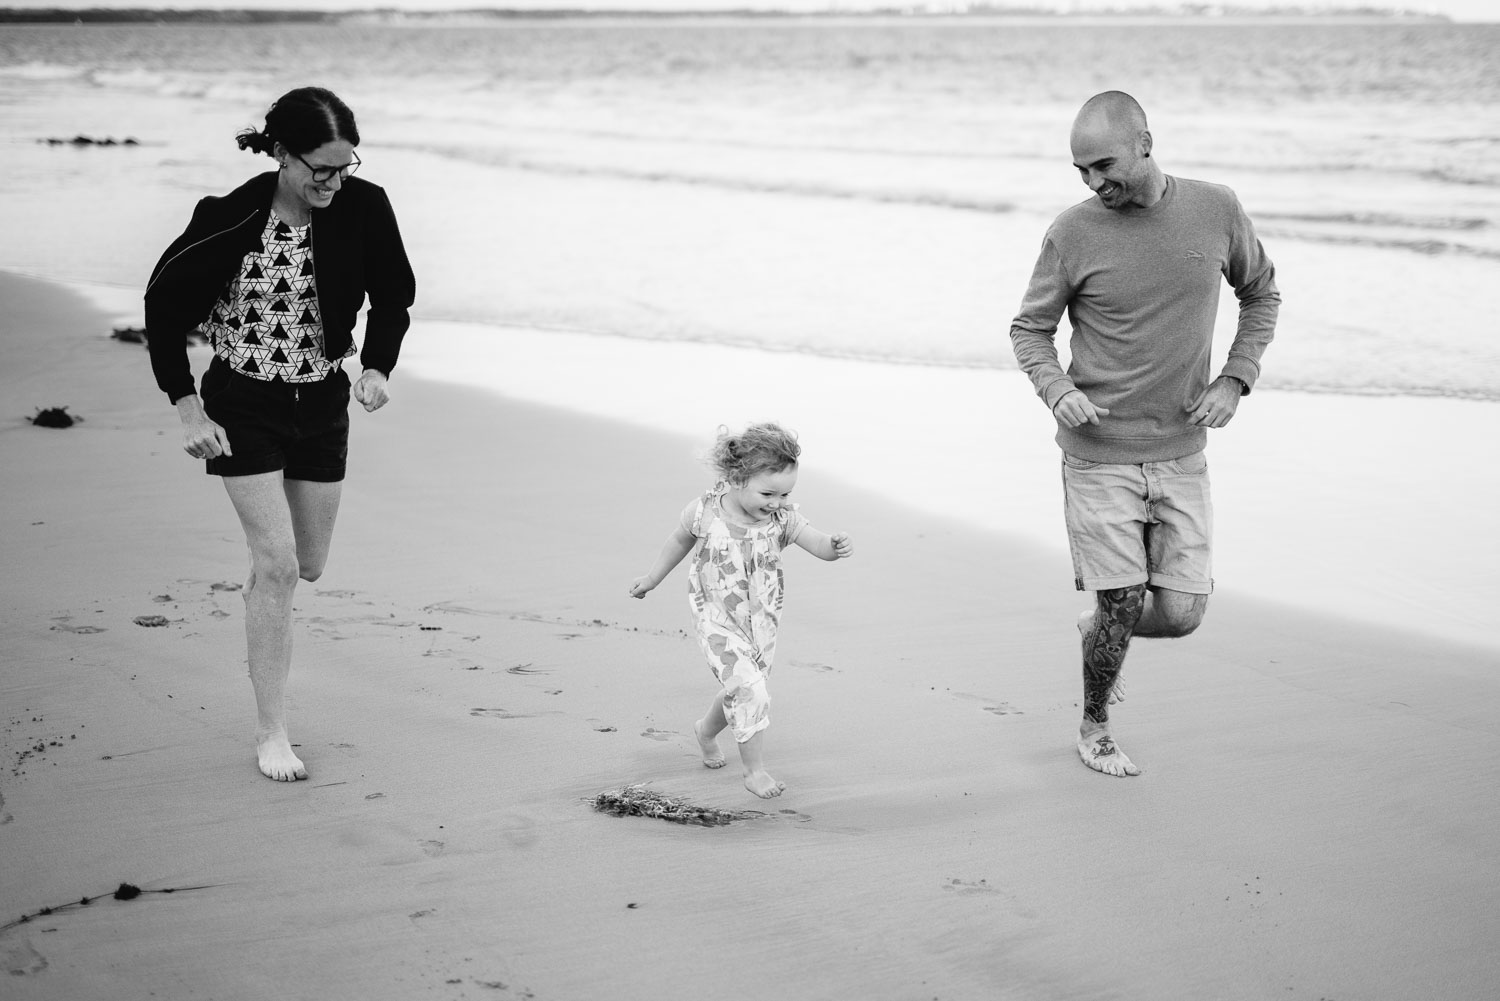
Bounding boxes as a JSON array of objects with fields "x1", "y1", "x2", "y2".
[
  {"x1": 943, "y1": 877, "x2": 998, "y2": 896},
  {"x1": 51, "y1": 622, "x2": 106, "y2": 634},
  {"x1": 777, "y1": 808, "x2": 814, "y2": 823},
  {"x1": 469, "y1": 708, "x2": 540, "y2": 720},
  {"x1": 419, "y1": 839, "x2": 445, "y2": 858},
  {"x1": 1, "y1": 940, "x2": 48, "y2": 976},
  {"x1": 982, "y1": 703, "x2": 1024, "y2": 716},
  {"x1": 640, "y1": 728, "x2": 676, "y2": 741},
  {"x1": 506, "y1": 663, "x2": 549, "y2": 675},
  {"x1": 790, "y1": 659, "x2": 837, "y2": 673},
  {"x1": 501, "y1": 814, "x2": 539, "y2": 848}
]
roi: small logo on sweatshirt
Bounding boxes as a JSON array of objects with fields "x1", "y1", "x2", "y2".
[{"x1": 1183, "y1": 249, "x2": 1206, "y2": 261}]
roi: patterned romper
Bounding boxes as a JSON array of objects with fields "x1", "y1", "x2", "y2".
[{"x1": 683, "y1": 483, "x2": 807, "y2": 743}]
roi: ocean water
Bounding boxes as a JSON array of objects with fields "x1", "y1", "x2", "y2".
[{"x1": 2, "y1": 17, "x2": 1499, "y2": 400}]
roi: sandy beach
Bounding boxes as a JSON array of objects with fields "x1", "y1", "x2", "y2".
[
  {"x1": 4, "y1": 18, "x2": 1500, "y2": 997},
  {"x1": 4, "y1": 269, "x2": 1499, "y2": 1000}
]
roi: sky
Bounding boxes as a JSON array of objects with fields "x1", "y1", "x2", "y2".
[{"x1": 0, "y1": 0, "x2": 1493, "y2": 20}]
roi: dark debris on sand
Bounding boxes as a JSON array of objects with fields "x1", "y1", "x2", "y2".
[
  {"x1": 2, "y1": 882, "x2": 221, "y2": 935},
  {"x1": 41, "y1": 135, "x2": 140, "y2": 147},
  {"x1": 28, "y1": 406, "x2": 79, "y2": 428},
  {"x1": 593, "y1": 784, "x2": 762, "y2": 827},
  {"x1": 111, "y1": 325, "x2": 207, "y2": 346}
]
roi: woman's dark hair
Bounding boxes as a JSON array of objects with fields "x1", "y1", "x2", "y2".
[{"x1": 236, "y1": 87, "x2": 359, "y2": 157}]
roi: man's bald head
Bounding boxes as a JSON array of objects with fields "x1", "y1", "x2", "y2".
[{"x1": 1071, "y1": 91, "x2": 1149, "y2": 148}]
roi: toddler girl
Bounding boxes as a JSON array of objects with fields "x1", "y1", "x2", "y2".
[{"x1": 629, "y1": 423, "x2": 853, "y2": 798}]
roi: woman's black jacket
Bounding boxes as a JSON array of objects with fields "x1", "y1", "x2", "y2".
[{"x1": 144, "y1": 171, "x2": 416, "y2": 403}]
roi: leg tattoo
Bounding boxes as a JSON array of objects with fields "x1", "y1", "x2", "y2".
[{"x1": 1082, "y1": 585, "x2": 1146, "y2": 727}]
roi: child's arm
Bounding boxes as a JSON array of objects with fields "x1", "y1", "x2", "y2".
[
  {"x1": 792, "y1": 526, "x2": 854, "y2": 562},
  {"x1": 629, "y1": 524, "x2": 697, "y2": 598}
]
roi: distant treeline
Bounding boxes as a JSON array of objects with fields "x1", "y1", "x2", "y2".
[
  {"x1": 0, "y1": 6, "x2": 1443, "y2": 25},
  {"x1": 0, "y1": 8, "x2": 337, "y2": 22}
]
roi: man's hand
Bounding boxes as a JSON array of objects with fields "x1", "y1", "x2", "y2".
[
  {"x1": 353, "y1": 369, "x2": 390, "y2": 412},
  {"x1": 1186, "y1": 376, "x2": 1243, "y2": 428},
  {"x1": 1053, "y1": 390, "x2": 1110, "y2": 429}
]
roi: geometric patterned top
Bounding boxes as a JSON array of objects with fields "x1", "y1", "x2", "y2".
[{"x1": 203, "y1": 212, "x2": 353, "y2": 382}]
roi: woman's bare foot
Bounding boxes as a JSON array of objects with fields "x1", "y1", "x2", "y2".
[
  {"x1": 256, "y1": 726, "x2": 307, "y2": 781},
  {"x1": 1077, "y1": 723, "x2": 1140, "y2": 777},
  {"x1": 743, "y1": 770, "x2": 786, "y2": 798},
  {"x1": 695, "y1": 718, "x2": 726, "y2": 769}
]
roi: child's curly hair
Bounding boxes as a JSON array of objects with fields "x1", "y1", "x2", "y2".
[{"x1": 707, "y1": 422, "x2": 801, "y2": 485}]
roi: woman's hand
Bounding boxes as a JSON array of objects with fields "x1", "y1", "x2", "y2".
[
  {"x1": 177, "y1": 395, "x2": 232, "y2": 459},
  {"x1": 353, "y1": 369, "x2": 390, "y2": 412}
]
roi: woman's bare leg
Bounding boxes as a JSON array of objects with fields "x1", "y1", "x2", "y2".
[{"x1": 222, "y1": 473, "x2": 342, "y2": 780}]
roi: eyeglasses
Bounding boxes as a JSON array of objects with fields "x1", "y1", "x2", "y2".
[{"x1": 294, "y1": 151, "x2": 361, "y2": 183}]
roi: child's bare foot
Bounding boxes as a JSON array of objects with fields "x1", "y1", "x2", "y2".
[
  {"x1": 1077, "y1": 724, "x2": 1140, "y2": 777},
  {"x1": 743, "y1": 769, "x2": 785, "y2": 798},
  {"x1": 1078, "y1": 610, "x2": 1124, "y2": 704},
  {"x1": 256, "y1": 727, "x2": 307, "y2": 781},
  {"x1": 695, "y1": 718, "x2": 726, "y2": 769}
]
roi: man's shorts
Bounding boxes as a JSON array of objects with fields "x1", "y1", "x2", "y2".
[
  {"x1": 201, "y1": 356, "x2": 350, "y2": 482},
  {"x1": 1060, "y1": 450, "x2": 1213, "y2": 594}
]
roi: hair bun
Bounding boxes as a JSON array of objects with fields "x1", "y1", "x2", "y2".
[{"x1": 235, "y1": 128, "x2": 275, "y2": 155}]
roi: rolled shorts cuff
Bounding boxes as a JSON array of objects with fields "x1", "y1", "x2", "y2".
[
  {"x1": 1076, "y1": 571, "x2": 1149, "y2": 593},
  {"x1": 1147, "y1": 572, "x2": 1214, "y2": 595}
]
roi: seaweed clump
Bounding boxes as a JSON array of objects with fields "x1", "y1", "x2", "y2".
[
  {"x1": 29, "y1": 406, "x2": 79, "y2": 428},
  {"x1": 593, "y1": 784, "x2": 760, "y2": 827}
]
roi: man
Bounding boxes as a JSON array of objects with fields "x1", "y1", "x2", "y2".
[{"x1": 1009, "y1": 91, "x2": 1280, "y2": 777}]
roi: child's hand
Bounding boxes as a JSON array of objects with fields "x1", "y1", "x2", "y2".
[
  {"x1": 628, "y1": 576, "x2": 656, "y2": 599},
  {"x1": 831, "y1": 532, "x2": 854, "y2": 559}
]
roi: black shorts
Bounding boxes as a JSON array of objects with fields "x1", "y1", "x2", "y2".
[{"x1": 200, "y1": 356, "x2": 350, "y2": 482}]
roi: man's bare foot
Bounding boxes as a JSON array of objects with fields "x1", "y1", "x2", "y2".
[
  {"x1": 1077, "y1": 725, "x2": 1141, "y2": 777},
  {"x1": 256, "y1": 727, "x2": 307, "y2": 781},
  {"x1": 695, "y1": 718, "x2": 726, "y2": 769},
  {"x1": 1078, "y1": 610, "x2": 1124, "y2": 704},
  {"x1": 743, "y1": 770, "x2": 785, "y2": 798}
]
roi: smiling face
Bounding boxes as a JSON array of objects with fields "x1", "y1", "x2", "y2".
[
  {"x1": 275, "y1": 139, "x2": 356, "y2": 217},
  {"x1": 723, "y1": 465, "x2": 798, "y2": 525},
  {"x1": 1070, "y1": 116, "x2": 1157, "y2": 212}
]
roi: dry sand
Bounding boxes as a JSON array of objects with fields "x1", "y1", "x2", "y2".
[{"x1": 3, "y1": 270, "x2": 1500, "y2": 1000}]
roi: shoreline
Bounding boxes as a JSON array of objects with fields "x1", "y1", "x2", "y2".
[{"x1": 33, "y1": 269, "x2": 1500, "y2": 654}]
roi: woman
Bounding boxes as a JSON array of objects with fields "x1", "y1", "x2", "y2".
[{"x1": 145, "y1": 87, "x2": 415, "y2": 781}]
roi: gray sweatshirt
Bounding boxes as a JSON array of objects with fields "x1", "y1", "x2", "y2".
[{"x1": 1010, "y1": 175, "x2": 1280, "y2": 463}]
